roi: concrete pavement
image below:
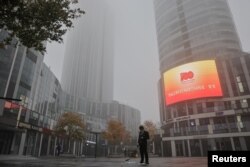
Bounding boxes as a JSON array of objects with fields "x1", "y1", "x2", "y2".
[
  {"x1": 0, "y1": 155, "x2": 38, "y2": 161},
  {"x1": 0, "y1": 155, "x2": 207, "y2": 167}
]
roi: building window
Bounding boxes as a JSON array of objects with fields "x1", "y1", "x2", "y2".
[
  {"x1": 189, "y1": 119, "x2": 196, "y2": 126},
  {"x1": 236, "y1": 100, "x2": 241, "y2": 109},
  {"x1": 236, "y1": 76, "x2": 244, "y2": 93},
  {"x1": 166, "y1": 108, "x2": 171, "y2": 119},
  {"x1": 187, "y1": 103, "x2": 193, "y2": 115},
  {"x1": 214, "y1": 117, "x2": 226, "y2": 125},
  {"x1": 248, "y1": 99, "x2": 250, "y2": 108},
  {"x1": 173, "y1": 108, "x2": 177, "y2": 118},
  {"x1": 226, "y1": 60, "x2": 238, "y2": 96},
  {"x1": 177, "y1": 104, "x2": 187, "y2": 117},
  {"x1": 202, "y1": 118, "x2": 210, "y2": 125},
  {"x1": 240, "y1": 99, "x2": 248, "y2": 108},
  {"x1": 206, "y1": 102, "x2": 214, "y2": 112},
  {"x1": 196, "y1": 103, "x2": 203, "y2": 113},
  {"x1": 227, "y1": 116, "x2": 236, "y2": 123},
  {"x1": 245, "y1": 57, "x2": 250, "y2": 76},
  {"x1": 232, "y1": 58, "x2": 249, "y2": 95},
  {"x1": 180, "y1": 120, "x2": 188, "y2": 127},
  {"x1": 224, "y1": 101, "x2": 232, "y2": 110}
]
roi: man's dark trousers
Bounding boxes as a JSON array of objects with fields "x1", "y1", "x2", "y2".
[{"x1": 139, "y1": 143, "x2": 148, "y2": 163}]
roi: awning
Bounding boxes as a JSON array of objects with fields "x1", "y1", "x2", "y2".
[{"x1": 0, "y1": 124, "x2": 25, "y2": 132}]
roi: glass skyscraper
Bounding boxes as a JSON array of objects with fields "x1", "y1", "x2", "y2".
[
  {"x1": 154, "y1": 0, "x2": 241, "y2": 73},
  {"x1": 60, "y1": 0, "x2": 141, "y2": 141},
  {"x1": 154, "y1": 0, "x2": 250, "y2": 156},
  {"x1": 61, "y1": 0, "x2": 114, "y2": 107}
]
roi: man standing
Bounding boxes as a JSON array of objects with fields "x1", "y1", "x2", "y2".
[
  {"x1": 56, "y1": 143, "x2": 61, "y2": 156},
  {"x1": 138, "y1": 125, "x2": 149, "y2": 165}
]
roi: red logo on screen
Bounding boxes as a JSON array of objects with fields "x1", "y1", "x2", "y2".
[{"x1": 180, "y1": 71, "x2": 194, "y2": 82}]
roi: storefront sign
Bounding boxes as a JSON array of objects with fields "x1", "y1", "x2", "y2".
[
  {"x1": 32, "y1": 126, "x2": 42, "y2": 132},
  {"x1": 18, "y1": 122, "x2": 42, "y2": 132},
  {"x1": 18, "y1": 122, "x2": 31, "y2": 129}
]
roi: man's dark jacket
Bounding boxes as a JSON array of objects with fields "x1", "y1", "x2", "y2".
[{"x1": 138, "y1": 130, "x2": 149, "y2": 145}]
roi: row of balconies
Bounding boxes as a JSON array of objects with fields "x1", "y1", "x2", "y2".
[{"x1": 163, "y1": 121, "x2": 250, "y2": 137}]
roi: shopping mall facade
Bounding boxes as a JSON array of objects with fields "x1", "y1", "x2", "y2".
[
  {"x1": 0, "y1": 29, "x2": 140, "y2": 156},
  {"x1": 154, "y1": 0, "x2": 250, "y2": 156}
]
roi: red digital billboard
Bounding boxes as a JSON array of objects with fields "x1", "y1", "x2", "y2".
[{"x1": 163, "y1": 60, "x2": 223, "y2": 106}]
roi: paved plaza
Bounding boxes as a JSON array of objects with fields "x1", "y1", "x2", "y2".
[{"x1": 0, "y1": 155, "x2": 207, "y2": 167}]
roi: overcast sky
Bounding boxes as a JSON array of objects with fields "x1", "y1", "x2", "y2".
[{"x1": 44, "y1": 0, "x2": 250, "y2": 123}]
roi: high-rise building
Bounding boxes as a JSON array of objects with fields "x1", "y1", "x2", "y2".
[
  {"x1": 60, "y1": 0, "x2": 141, "y2": 140},
  {"x1": 154, "y1": 0, "x2": 250, "y2": 156},
  {"x1": 61, "y1": 0, "x2": 114, "y2": 107},
  {"x1": 154, "y1": 0, "x2": 241, "y2": 73}
]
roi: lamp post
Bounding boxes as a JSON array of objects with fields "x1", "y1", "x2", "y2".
[
  {"x1": 160, "y1": 128, "x2": 164, "y2": 157},
  {"x1": 120, "y1": 141, "x2": 123, "y2": 155},
  {"x1": 92, "y1": 131, "x2": 100, "y2": 158},
  {"x1": 89, "y1": 130, "x2": 101, "y2": 158},
  {"x1": 94, "y1": 132, "x2": 98, "y2": 158},
  {"x1": 85, "y1": 143, "x2": 88, "y2": 157}
]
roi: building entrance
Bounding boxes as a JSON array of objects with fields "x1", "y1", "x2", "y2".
[
  {"x1": 0, "y1": 130, "x2": 14, "y2": 154},
  {"x1": 215, "y1": 138, "x2": 232, "y2": 150},
  {"x1": 175, "y1": 140, "x2": 184, "y2": 156}
]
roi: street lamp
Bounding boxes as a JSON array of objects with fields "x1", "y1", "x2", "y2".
[
  {"x1": 120, "y1": 141, "x2": 123, "y2": 155},
  {"x1": 160, "y1": 128, "x2": 164, "y2": 157},
  {"x1": 93, "y1": 131, "x2": 100, "y2": 158},
  {"x1": 85, "y1": 143, "x2": 88, "y2": 157},
  {"x1": 88, "y1": 130, "x2": 101, "y2": 158}
]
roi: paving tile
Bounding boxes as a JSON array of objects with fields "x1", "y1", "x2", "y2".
[{"x1": 0, "y1": 156, "x2": 208, "y2": 167}]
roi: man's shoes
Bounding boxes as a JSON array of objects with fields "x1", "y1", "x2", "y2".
[
  {"x1": 145, "y1": 162, "x2": 149, "y2": 165},
  {"x1": 139, "y1": 162, "x2": 149, "y2": 166},
  {"x1": 139, "y1": 162, "x2": 144, "y2": 165}
]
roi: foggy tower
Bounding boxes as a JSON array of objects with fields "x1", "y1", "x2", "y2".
[
  {"x1": 154, "y1": 0, "x2": 241, "y2": 73},
  {"x1": 61, "y1": 0, "x2": 114, "y2": 107},
  {"x1": 154, "y1": 0, "x2": 250, "y2": 156}
]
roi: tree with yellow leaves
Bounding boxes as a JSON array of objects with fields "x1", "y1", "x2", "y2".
[
  {"x1": 54, "y1": 112, "x2": 85, "y2": 153},
  {"x1": 143, "y1": 120, "x2": 157, "y2": 153},
  {"x1": 102, "y1": 119, "x2": 131, "y2": 154},
  {"x1": 143, "y1": 120, "x2": 157, "y2": 141}
]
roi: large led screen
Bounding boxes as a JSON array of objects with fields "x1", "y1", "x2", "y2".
[{"x1": 163, "y1": 60, "x2": 223, "y2": 106}]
